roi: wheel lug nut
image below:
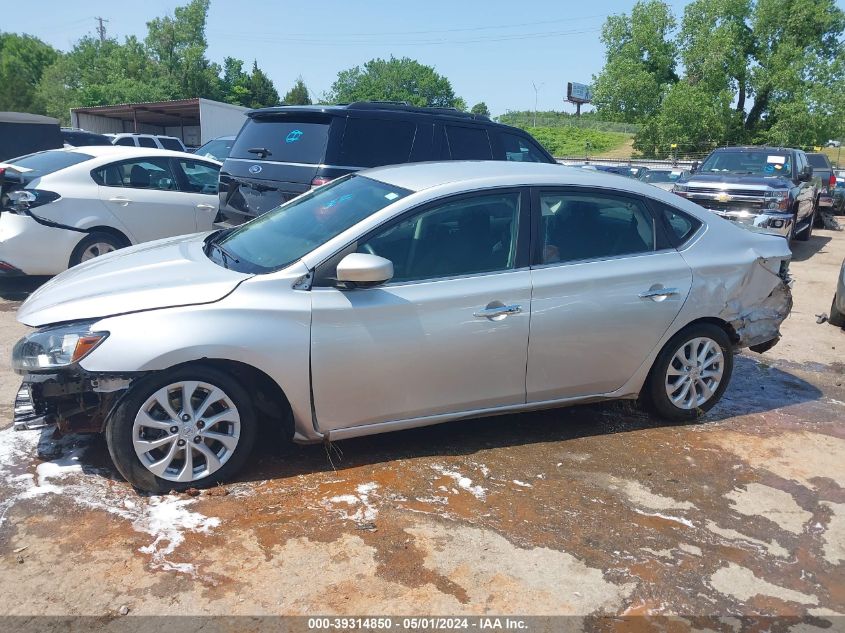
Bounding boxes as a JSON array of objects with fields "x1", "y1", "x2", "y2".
[
  {"x1": 170, "y1": 426, "x2": 179, "y2": 434},
  {"x1": 196, "y1": 420, "x2": 205, "y2": 429},
  {"x1": 181, "y1": 414, "x2": 191, "y2": 422},
  {"x1": 177, "y1": 439, "x2": 186, "y2": 447},
  {"x1": 193, "y1": 436, "x2": 202, "y2": 444}
]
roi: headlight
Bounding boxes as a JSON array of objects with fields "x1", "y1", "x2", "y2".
[
  {"x1": 12, "y1": 322, "x2": 108, "y2": 372},
  {"x1": 765, "y1": 191, "x2": 790, "y2": 210}
]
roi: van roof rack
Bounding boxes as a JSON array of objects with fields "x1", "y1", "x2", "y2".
[{"x1": 345, "y1": 101, "x2": 490, "y2": 120}]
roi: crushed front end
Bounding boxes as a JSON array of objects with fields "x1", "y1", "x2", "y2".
[{"x1": 11, "y1": 320, "x2": 136, "y2": 435}]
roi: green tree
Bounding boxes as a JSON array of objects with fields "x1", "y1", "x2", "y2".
[
  {"x1": 470, "y1": 102, "x2": 490, "y2": 116},
  {"x1": 327, "y1": 56, "x2": 463, "y2": 108},
  {"x1": 0, "y1": 33, "x2": 58, "y2": 113},
  {"x1": 592, "y1": 1, "x2": 678, "y2": 123},
  {"x1": 145, "y1": 0, "x2": 222, "y2": 100},
  {"x1": 247, "y1": 60, "x2": 279, "y2": 108},
  {"x1": 283, "y1": 76, "x2": 312, "y2": 105}
]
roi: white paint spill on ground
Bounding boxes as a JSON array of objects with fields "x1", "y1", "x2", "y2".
[
  {"x1": 0, "y1": 426, "x2": 220, "y2": 576},
  {"x1": 633, "y1": 509, "x2": 695, "y2": 528},
  {"x1": 323, "y1": 482, "x2": 380, "y2": 524},
  {"x1": 512, "y1": 480, "x2": 533, "y2": 488},
  {"x1": 430, "y1": 465, "x2": 487, "y2": 500}
]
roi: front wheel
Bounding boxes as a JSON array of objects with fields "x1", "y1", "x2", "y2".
[
  {"x1": 106, "y1": 366, "x2": 257, "y2": 493},
  {"x1": 795, "y1": 209, "x2": 814, "y2": 242},
  {"x1": 643, "y1": 324, "x2": 734, "y2": 422},
  {"x1": 830, "y1": 295, "x2": 845, "y2": 328}
]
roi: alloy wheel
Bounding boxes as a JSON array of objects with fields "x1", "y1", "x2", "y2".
[
  {"x1": 80, "y1": 242, "x2": 116, "y2": 261},
  {"x1": 132, "y1": 381, "x2": 241, "y2": 483},
  {"x1": 664, "y1": 336, "x2": 725, "y2": 410}
]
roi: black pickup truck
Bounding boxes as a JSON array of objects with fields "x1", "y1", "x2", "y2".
[{"x1": 673, "y1": 146, "x2": 818, "y2": 241}]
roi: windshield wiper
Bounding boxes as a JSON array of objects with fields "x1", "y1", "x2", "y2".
[
  {"x1": 206, "y1": 240, "x2": 240, "y2": 269},
  {"x1": 247, "y1": 147, "x2": 272, "y2": 158}
]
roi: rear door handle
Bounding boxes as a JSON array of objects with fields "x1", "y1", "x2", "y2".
[
  {"x1": 196, "y1": 203, "x2": 217, "y2": 210},
  {"x1": 639, "y1": 287, "x2": 680, "y2": 300},
  {"x1": 474, "y1": 304, "x2": 522, "y2": 319},
  {"x1": 108, "y1": 197, "x2": 131, "y2": 205}
]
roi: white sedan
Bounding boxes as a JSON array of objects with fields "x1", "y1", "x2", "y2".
[{"x1": 0, "y1": 146, "x2": 221, "y2": 275}]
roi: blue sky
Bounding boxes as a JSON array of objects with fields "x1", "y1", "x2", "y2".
[{"x1": 5, "y1": 1, "x2": 840, "y2": 116}]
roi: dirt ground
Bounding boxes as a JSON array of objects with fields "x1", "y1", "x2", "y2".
[{"x1": 0, "y1": 230, "x2": 843, "y2": 628}]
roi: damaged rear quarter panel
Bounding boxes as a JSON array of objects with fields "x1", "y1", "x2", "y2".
[{"x1": 676, "y1": 226, "x2": 793, "y2": 349}]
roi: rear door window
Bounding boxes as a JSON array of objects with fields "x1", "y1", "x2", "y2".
[
  {"x1": 137, "y1": 137, "x2": 157, "y2": 148},
  {"x1": 445, "y1": 125, "x2": 492, "y2": 160},
  {"x1": 230, "y1": 116, "x2": 331, "y2": 164},
  {"x1": 500, "y1": 132, "x2": 548, "y2": 162},
  {"x1": 338, "y1": 118, "x2": 415, "y2": 168},
  {"x1": 159, "y1": 137, "x2": 184, "y2": 151},
  {"x1": 114, "y1": 137, "x2": 136, "y2": 147}
]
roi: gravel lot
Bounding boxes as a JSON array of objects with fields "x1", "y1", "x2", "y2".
[{"x1": 0, "y1": 230, "x2": 843, "y2": 623}]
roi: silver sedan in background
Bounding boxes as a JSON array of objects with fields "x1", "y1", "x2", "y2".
[{"x1": 11, "y1": 162, "x2": 793, "y2": 492}]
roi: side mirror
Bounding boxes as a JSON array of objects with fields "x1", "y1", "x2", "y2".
[
  {"x1": 690, "y1": 161, "x2": 699, "y2": 173},
  {"x1": 335, "y1": 253, "x2": 394, "y2": 289}
]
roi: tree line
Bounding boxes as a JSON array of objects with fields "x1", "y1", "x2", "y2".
[
  {"x1": 0, "y1": 0, "x2": 489, "y2": 125},
  {"x1": 591, "y1": 0, "x2": 845, "y2": 157}
]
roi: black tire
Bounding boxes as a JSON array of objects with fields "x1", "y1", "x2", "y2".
[
  {"x1": 795, "y1": 210, "x2": 813, "y2": 241},
  {"x1": 830, "y1": 295, "x2": 845, "y2": 328},
  {"x1": 69, "y1": 232, "x2": 126, "y2": 268},
  {"x1": 642, "y1": 323, "x2": 734, "y2": 422},
  {"x1": 106, "y1": 365, "x2": 257, "y2": 493}
]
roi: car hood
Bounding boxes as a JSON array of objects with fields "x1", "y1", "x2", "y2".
[
  {"x1": 682, "y1": 173, "x2": 791, "y2": 189},
  {"x1": 18, "y1": 233, "x2": 252, "y2": 327}
]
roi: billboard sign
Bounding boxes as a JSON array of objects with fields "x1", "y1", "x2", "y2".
[{"x1": 567, "y1": 82, "x2": 593, "y2": 104}]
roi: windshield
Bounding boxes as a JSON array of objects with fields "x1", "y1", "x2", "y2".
[
  {"x1": 807, "y1": 154, "x2": 829, "y2": 169},
  {"x1": 196, "y1": 138, "x2": 234, "y2": 161},
  {"x1": 3, "y1": 150, "x2": 93, "y2": 179},
  {"x1": 699, "y1": 151, "x2": 792, "y2": 177},
  {"x1": 641, "y1": 170, "x2": 680, "y2": 183},
  {"x1": 209, "y1": 175, "x2": 411, "y2": 273}
]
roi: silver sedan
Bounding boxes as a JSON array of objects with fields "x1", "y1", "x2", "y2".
[{"x1": 11, "y1": 162, "x2": 793, "y2": 492}]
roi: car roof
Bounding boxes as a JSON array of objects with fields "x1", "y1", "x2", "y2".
[
  {"x1": 247, "y1": 102, "x2": 496, "y2": 125},
  {"x1": 41, "y1": 145, "x2": 215, "y2": 162},
  {"x1": 362, "y1": 160, "x2": 673, "y2": 196}
]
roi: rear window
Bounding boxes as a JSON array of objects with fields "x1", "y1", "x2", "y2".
[
  {"x1": 445, "y1": 126, "x2": 492, "y2": 160},
  {"x1": 230, "y1": 116, "x2": 331, "y2": 164},
  {"x1": 338, "y1": 118, "x2": 415, "y2": 168},
  {"x1": 5, "y1": 150, "x2": 93, "y2": 178},
  {"x1": 807, "y1": 154, "x2": 830, "y2": 168},
  {"x1": 159, "y1": 137, "x2": 184, "y2": 151}
]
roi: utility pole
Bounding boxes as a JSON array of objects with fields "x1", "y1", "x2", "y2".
[
  {"x1": 532, "y1": 82, "x2": 544, "y2": 128},
  {"x1": 95, "y1": 17, "x2": 109, "y2": 43}
]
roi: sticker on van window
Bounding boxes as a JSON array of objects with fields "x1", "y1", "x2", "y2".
[
  {"x1": 286, "y1": 129, "x2": 303, "y2": 144},
  {"x1": 384, "y1": 192, "x2": 399, "y2": 200},
  {"x1": 767, "y1": 155, "x2": 786, "y2": 164}
]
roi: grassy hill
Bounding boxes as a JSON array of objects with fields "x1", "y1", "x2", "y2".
[{"x1": 511, "y1": 124, "x2": 632, "y2": 158}]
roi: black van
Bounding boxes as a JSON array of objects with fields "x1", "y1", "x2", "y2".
[
  {"x1": 216, "y1": 102, "x2": 557, "y2": 226},
  {"x1": 0, "y1": 112, "x2": 62, "y2": 162}
]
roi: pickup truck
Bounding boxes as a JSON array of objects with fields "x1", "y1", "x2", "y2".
[{"x1": 673, "y1": 146, "x2": 818, "y2": 241}]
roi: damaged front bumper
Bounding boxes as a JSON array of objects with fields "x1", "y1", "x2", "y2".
[{"x1": 13, "y1": 369, "x2": 136, "y2": 434}]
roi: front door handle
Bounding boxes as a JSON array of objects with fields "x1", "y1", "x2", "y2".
[
  {"x1": 474, "y1": 303, "x2": 522, "y2": 319},
  {"x1": 196, "y1": 203, "x2": 217, "y2": 210},
  {"x1": 108, "y1": 197, "x2": 131, "y2": 205},
  {"x1": 639, "y1": 287, "x2": 680, "y2": 301}
]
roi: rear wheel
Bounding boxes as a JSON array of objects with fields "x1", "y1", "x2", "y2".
[
  {"x1": 69, "y1": 232, "x2": 126, "y2": 268},
  {"x1": 643, "y1": 323, "x2": 734, "y2": 422},
  {"x1": 106, "y1": 366, "x2": 256, "y2": 493}
]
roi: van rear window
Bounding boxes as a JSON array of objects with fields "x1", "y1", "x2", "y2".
[{"x1": 230, "y1": 117, "x2": 331, "y2": 165}]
